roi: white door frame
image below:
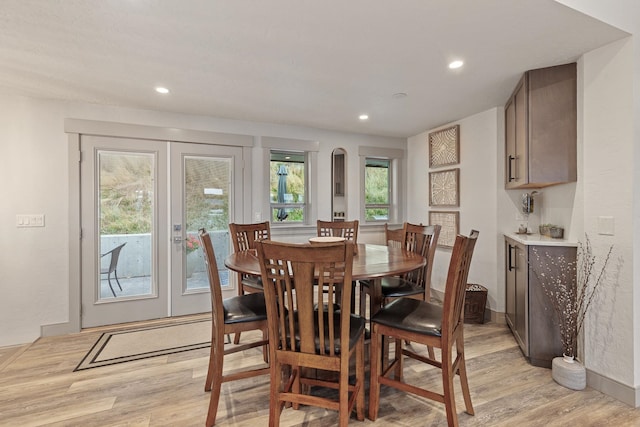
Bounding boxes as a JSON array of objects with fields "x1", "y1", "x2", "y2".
[{"x1": 44, "y1": 119, "x2": 253, "y2": 336}]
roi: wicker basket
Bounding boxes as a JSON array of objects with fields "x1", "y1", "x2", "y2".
[{"x1": 464, "y1": 284, "x2": 487, "y2": 324}]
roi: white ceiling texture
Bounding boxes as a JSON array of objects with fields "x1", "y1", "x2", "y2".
[{"x1": 0, "y1": 0, "x2": 627, "y2": 137}]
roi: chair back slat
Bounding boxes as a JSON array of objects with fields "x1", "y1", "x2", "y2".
[
  {"x1": 256, "y1": 240, "x2": 354, "y2": 358},
  {"x1": 317, "y1": 219, "x2": 359, "y2": 242},
  {"x1": 401, "y1": 223, "x2": 440, "y2": 297},
  {"x1": 229, "y1": 221, "x2": 271, "y2": 252},
  {"x1": 384, "y1": 224, "x2": 404, "y2": 248},
  {"x1": 442, "y1": 230, "x2": 479, "y2": 337}
]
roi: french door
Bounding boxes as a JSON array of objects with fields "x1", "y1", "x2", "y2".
[
  {"x1": 170, "y1": 142, "x2": 243, "y2": 316},
  {"x1": 80, "y1": 135, "x2": 242, "y2": 328}
]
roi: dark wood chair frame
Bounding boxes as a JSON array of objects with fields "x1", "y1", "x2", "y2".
[
  {"x1": 229, "y1": 221, "x2": 271, "y2": 344},
  {"x1": 360, "y1": 222, "x2": 440, "y2": 317},
  {"x1": 368, "y1": 230, "x2": 479, "y2": 427},
  {"x1": 316, "y1": 219, "x2": 359, "y2": 242},
  {"x1": 256, "y1": 239, "x2": 365, "y2": 427},
  {"x1": 199, "y1": 229, "x2": 270, "y2": 427}
]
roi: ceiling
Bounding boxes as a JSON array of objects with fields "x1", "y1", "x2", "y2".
[{"x1": 0, "y1": 0, "x2": 627, "y2": 138}]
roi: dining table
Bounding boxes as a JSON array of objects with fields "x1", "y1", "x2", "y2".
[{"x1": 224, "y1": 242, "x2": 426, "y2": 319}]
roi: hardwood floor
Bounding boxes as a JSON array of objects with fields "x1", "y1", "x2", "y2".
[{"x1": 1, "y1": 319, "x2": 639, "y2": 426}]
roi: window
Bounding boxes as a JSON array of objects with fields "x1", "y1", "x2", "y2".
[
  {"x1": 262, "y1": 137, "x2": 318, "y2": 226},
  {"x1": 270, "y1": 150, "x2": 306, "y2": 223},
  {"x1": 364, "y1": 158, "x2": 391, "y2": 221},
  {"x1": 359, "y1": 146, "x2": 403, "y2": 223}
]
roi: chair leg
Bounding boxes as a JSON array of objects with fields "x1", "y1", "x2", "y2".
[
  {"x1": 106, "y1": 277, "x2": 116, "y2": 297},
  {"x1": 457, "y1": 337, "x2": 474, "y2": 415},
  {"x1": 269, "y1": 362, "x2": 283, "y2": 427},
  {"x1": 204, "y1": 334, "x2": 217, "y2": 392},
  {"x1": 355, "y1": 335, "x2": 365, "y2": 421},
  {"x1": 441, "y1": 346, "x2": 459, "y2": 427},
  {"x1": 368, "y1": 326, "x2": 381, "y2": 421},
  {"x1": 262, "y1": 328, "x2": 269, "y2": 364},
  {"x1": 234, "y1": 275, "x2": 244, "y2": 345},
  {"x1": 113, "y1": 271, "x2": 123, "y2": 291},
  {"x1": 428, "y1": 345, "x2": 436, "y2": 360},
  {"x1": 394, "y1": 336, "x2": 403, "y2": 381},
  {"x1": 205, "y1": 335, "x2": 225, "y2": 427},
  {"x1": 339, "y1": 363, "x2": 349, "y2": 427}
]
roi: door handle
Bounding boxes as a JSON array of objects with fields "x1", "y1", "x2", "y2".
[
  {"x1": 508, "y1": 155, "x2": 516, "y2": 182},
  {"x1": 508, "y1": 244, "x2": 515, "y2": 271}
]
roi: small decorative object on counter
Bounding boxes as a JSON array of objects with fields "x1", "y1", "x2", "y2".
[
  {"x1": 550, "y1": 227, "x2": 564, "y2": 239},
  {"x1": 539, "y1": 224, "x2": 553, "y2": 236}
]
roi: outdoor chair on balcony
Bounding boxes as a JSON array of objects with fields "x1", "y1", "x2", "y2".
[{"x1": 101, "y1": 243, "x2": 126, "y2": 297}]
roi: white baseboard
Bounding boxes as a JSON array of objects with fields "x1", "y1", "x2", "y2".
[
  {"x1": 41, "y1": 321, "x2": 79, "y2": 338},
  {"x1": 586, "y1": 369, "x2": 639, "y2": 407}
]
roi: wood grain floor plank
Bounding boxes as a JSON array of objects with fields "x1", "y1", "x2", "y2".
[{"x1": 1, "y1": 320, "x2": 639, "y2": 426}]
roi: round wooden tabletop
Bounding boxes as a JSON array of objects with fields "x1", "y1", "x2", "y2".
[{"x1": 224, "y1": 243, "x2": 425, "y2": 281}]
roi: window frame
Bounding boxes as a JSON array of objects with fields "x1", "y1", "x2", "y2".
[
  {"x1": 359, "y1": 146, "x2": 404, "y2": 224},
  {"x1": 262, "y1": 137, "x2": 319, "y2": 227}
]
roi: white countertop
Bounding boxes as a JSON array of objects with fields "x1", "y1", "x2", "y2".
[{"x1": 504, "y1": 233, "x2": 578, "y2": 247}]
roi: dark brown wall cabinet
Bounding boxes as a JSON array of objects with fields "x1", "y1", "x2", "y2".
[
  {"x1": 505, "y1": 63, "x2": 577, "y2": 189},
  {"x1": 505, "y1": 237, "x2": 576, "y2": 368}
]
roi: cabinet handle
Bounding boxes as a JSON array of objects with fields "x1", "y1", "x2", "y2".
[
  {"x1": 508, "y1": 244, "x2": 515, "y2": 271},
  {"x1": 508, "y1": 155, "x2": 516, "y2": 182}
]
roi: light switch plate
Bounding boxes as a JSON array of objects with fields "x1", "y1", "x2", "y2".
[
  {"x1": 597, "y1": 216, "x2": 614, "y2": 236},
  {"x1": 17, "y1": 214, "x2": 45, "y2": 227}
]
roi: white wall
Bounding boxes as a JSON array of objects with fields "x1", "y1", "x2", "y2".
[
  {"x1": 408, "y1": 33, "x2": 638, "y2": 404},
  {"x1": 556, "y1": 0, "x2": 640, "y2": 402},
  {"x1": 0, "y1": 94, "x2": 404, "y2": 347},
  {"x1": 581, "y1": 37, "x2": 635, "y2": 388},
  {"x1": 407, "y1": 109, "x2": 500, "y2": 313}
]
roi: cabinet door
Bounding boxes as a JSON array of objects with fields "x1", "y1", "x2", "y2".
[
  {"x1": 514, "y1": 243, "x2": 528, "y2": 355},
  {"x1": 505, "y1": 98, "x2": 517, "y2": 187},
  {"x1": 514, "y1": 78, "x2": 528, "y2": 186},
  {"x1": 505, "y1": 75, "x2": 528, "y2": 189},
  {"x1": 505, "y1": 241, "x2": 517, "y2": 329},
  {"x1": 528, "y1": 245, "x2": 574, "y2": 366}
]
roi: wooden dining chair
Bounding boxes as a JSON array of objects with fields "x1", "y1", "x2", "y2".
[
  {"x1": 316, "y1": 219, "x2": 359, "y2": 312},
  {"x1": 368, "y1": 230, "x2": 479, "y2": 427},
  {"x1": 360, "y1": 223, "x2": 440, "y2": 318},
  {"x1": 255, "y1": 239, "x2": 365, "y2": 427},
  {"x1": 229, "y1": 221, "x2": 271, "y2": 344},
  {"x1": 198, "y1": 229, "x2": 270, "y2": 427},
  {"x1": 229, "y1": 221, "x2": 271, "y2": 295},
  {"x1": 384, "y1": 223, "x2": 404, "y2": 248},
  {"x1": 317, "y1": 219, "x2": 359, "y2": 242}
]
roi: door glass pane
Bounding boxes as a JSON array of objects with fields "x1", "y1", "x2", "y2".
[
  {"x1": 98, "y1": 151, "x2": 155, "y2": 300},
  {"x1": 184, "y1": 156, "x2": 231, "y2": 292}
]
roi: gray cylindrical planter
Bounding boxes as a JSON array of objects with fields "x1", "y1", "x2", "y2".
[{"x1": 552, "y1": 355, "x2": 586, "y2": 390}]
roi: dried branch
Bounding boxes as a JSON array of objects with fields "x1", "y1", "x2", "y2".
[{"x1": 531, "y1": 234, "x2": 613, "y2": 358}]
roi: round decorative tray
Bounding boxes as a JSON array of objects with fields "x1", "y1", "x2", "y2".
[{"x1": 309, "y1": 236, "x2": 346, "y2": 243}]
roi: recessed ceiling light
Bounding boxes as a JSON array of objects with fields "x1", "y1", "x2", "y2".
[
  {"x1": 392, "y1": 92, "x2": 408, "y2": 99},
  {"x1": 155, "y1": 87, "x2": 170, "y2": 94},
  {"x1": 448, "y1": 60, "x2": 464, "y2": 69},
  {"x1": 359, "y1": 114, "x2": 369, "y2": 121}
]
